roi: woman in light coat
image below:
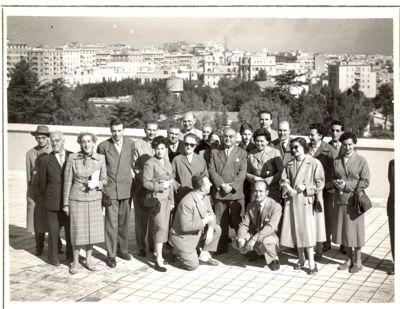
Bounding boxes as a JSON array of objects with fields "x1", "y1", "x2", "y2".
[
  {"x1": 143, "y1": 136, "x2": 175, "y2": 272},
  {"x1": 333, "y1": 132, "x2": 370, "y2": 274},
  {"x1": 280, "y1": 137, "x2": 326, "y2": 275}
]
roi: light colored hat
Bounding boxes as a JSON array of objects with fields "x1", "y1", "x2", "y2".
[{"x1": 31, "y1": 125, "x2": 50, "y2": 136}]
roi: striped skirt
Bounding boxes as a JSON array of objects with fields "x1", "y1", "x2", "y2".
[{"x1": 69, "y1": 199, "x2": 104, "y2": 246}]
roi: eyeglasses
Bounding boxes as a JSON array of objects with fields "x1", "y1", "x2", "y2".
[{"x1": 184, "y1": 142, "x2": 196, "y2": 148}]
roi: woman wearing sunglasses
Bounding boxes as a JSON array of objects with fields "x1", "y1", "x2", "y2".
[
  {"x1": 142, "y1": 136, "x2": 175, "y2": 272},
  {"x1": 280, "y1": 137, "x2": 326, "y2": 275}
]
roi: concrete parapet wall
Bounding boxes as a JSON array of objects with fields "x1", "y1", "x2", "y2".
[{"x1": 7, "y1": 123, "x2": 394, "y2": 199}]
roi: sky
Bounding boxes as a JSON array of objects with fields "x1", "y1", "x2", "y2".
[{"x1": 7, "y1": 17, "x2": 393, "y2": 55}]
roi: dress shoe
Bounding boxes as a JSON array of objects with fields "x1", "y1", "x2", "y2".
[
  {"x1": 117, "y1": 253, "x2": 132, "y2": 261},
  {"x1": 248, "y1": 251, "x2": 259, "y2": 262},
  {"x1": 138, "y1": 249, "x2": 146, "y2": 257},
  {"x1": 69, "y1": 263, "x2": 79, "y2": 275},
  {"x1": 349, "y1": 264, "x2": 363, "y2": 274},
  {"x1": 106, "y1": 257, "x2": 116, "y2": 268},
  {"x1": 268, "y1": 260, "x2": 280, "y2": 271},
  {"x1": 340, "y1": 245, "x2": 347, "y2": 254},
  {"x1": 294, "y1": 261, "x2": 306, "y2": 270},
  {"x1": 338, "y1": 262, "x2": 352, "y2": 271},
  {"x1": 35, "y1": 248, "x2": 43, "y2": 257},
  {"x1": 200, "y1": 258, "x2": 220, "y2": 266},
  {"x1": 322, "y1": 242, "x2": 331, "y2": 252},
  {"x1": 314, "y1": 253, "x2": 323, "y2": 262},
  {"x1": 151, "y1": 254, "x2": 168, "y2": 265},
  {"x1": 154, "y1": 260, "x2": 167, "y2": 272},
  {"x1": 84, "y1": 262, "x2": 97, "y2": 271},
  {"x1": 307, "y1": 264, "x2": 318, "y2": 275},
  {"x1": 48, "y1": 260, "x2": 61, "y2": 267}
]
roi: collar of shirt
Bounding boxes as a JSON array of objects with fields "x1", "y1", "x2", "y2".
[
  {"x1": 112, "y1": 138, "x2": 123, "y2": 146},
  {"x1": 170, "y1": 142, "x2": 178, "y2": 152},
  {"x1": 186, "y1": 152, "x2": 194, "y2": 163},
  {"x1": 258, "y1": 198, "x2": 267, "y2": 214}
]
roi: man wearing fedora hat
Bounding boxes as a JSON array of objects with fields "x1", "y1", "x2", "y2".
[{"x1": 26, "y1": 125, "x2": 52, "y2": 256}]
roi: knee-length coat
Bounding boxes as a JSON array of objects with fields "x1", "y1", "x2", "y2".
[{"x1": 280, "y1": 154, "x2": 326, "y2": 248}]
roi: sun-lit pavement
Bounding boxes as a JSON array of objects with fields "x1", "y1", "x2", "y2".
[{"x1": 7, "y1": 170, "x2": 394, "y2": 303}]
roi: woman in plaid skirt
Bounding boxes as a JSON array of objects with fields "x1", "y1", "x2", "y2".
[{"x1": 63, "y1": 132, "x2": 107, "y2": 274}]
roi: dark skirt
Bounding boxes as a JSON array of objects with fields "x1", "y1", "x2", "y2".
[
  {"x1": 150, "y1": 197, "x2": 172, "y2": 243},
  {"x1": 332, "y1": 204, "x2": 365, "y2": 247},
  {"x1": 70, "y1": 199, "x2": 104, "y2": 246}
]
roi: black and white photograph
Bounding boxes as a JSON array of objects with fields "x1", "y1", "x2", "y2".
[{"x1": 1, "y1": 2, "x2": 397, "y2": 305}]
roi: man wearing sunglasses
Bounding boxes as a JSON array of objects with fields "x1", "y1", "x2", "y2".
[
  {"x1": 172, "y1": 133, "x2": 209, "y2": 204},
  {"x1": 209, "y1": 127, "x2": 248, "y2": 255}
]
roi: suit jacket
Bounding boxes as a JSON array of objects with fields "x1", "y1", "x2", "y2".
[
  {"x1": 238, "y1": 141, "x2": 256, "y2": 153},
  {"x1": 328, "y1": 139, "x2": 345, "y2": 159},
  {"x1": 208, "y1": 145, "x2": 248, "y2": 200},
  {"x1": 97, "y1": 137, "x2": 135, "y2": 200},
  {"x1": 38, "y1": 150, "x2": 71, "y2": 211},
  {"x1": 169, "y1": 191, "x2": 217, "y2": 253},
  {"x1": 132, "y1": 138, "x2": 154, "y2": 188},
  {"x1": 269, "y1": 129, "x2": 279, "y2": 142},
  {"x1": 309, "y1": 141, "x2": 335, "y2": 191},
  {"x1": 172, "y1": 153, "x2": 209, "y2": 202},
  {"x1": 142, "y1": 156, "x2": 174, "y2": 203},
  {"x1": 237, "y1": 198, "x2": 282, "y2": 240},
  {"x1": 333, "y1": 151, "x2": 370, "y2": 206},
  {"x1": 26, "y1": 144, "x2": 52, "y2": 199},
  {"x1": 63, "y1": 152, "x2": 107, "y2": 204},
  {"x1": 167, "y1": 140, "x2": 185, "y2": 163},
  {"x1": 180, "y1": 127, "x2": 203, "y2": 140},
  {"x1": 271, "y1": 138, "x2": 294, "y2": 167}
]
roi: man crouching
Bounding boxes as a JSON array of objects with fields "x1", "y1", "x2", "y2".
[
  {"x1": 169, "y1": 175, "x2": 221, "y2": 271},
  {"x1": 233, "y1": 181, "x2": 282, "y2": 271}
]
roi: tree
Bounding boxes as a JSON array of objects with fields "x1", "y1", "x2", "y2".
[
  {"x1": 7, "y1": 59, "x2": 43, "y2": 123},
  {"x1": 373, "y1": 83, "x2": 394, "y2": 130},
  {"x1": 238, "y1": 97, "x2": 292, "y2": 131},
  {"x1": 275, "y1": 70, "x2": 298, "y2": 89},
  {"x1": 254, "y1": 69, "x2": 267, "y2": 81}
]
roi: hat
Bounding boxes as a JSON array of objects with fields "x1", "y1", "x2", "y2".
[{"x1": 31, "y1": 125, "x2": 50, "y2": 136}]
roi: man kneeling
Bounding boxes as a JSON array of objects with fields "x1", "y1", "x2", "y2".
[
  {"x1": 233, "y1": 181, "x2": 282, "y2": 271},
  {"x1": 169, "y1": 175, "x2": 221, "y2": 271}
]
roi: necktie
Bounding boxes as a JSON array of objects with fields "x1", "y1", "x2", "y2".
[
  {"x1": 58, "y1": 153, "x2": 64, "y2": 166},
  {"x1": 256, "y1": 202, "x2": 262, "y2": 229},
  {"x1": 281, "y1": 141, "x2": 286, "y2": 152},
  {"x1": 225, "y1": 148, "x2": 230, "y2": 158}
]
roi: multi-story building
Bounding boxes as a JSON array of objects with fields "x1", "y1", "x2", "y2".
[
  {"x1": 163, "y1": 53, "x2": 193, "y2": 69},
  {"x1": 7, "y1": 41, "x2": 28, "y2": 72},
  {"x1": 240, "y1": 54, "x2": 276, "y2": 81},
  {"x1": 203, "y1": 65, "x2": 239, "y2": 88},
  {"x1": 314, "y1": 53, "x2": 326, "y2": 76},
  {"x1": 62, "y1": 48, "x2": 81, "y2": 74},
  {"x1": 80, "y1": 49, "x2": 97, "y2": 70},
  {"x1": 27, "y1": 48, "x2": 64, "y2": 79},
  {"x1": 328, "y1": 64, "x2": 377, "y2": 98}
]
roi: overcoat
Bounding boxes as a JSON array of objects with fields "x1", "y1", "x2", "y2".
[
  {"x1": 208, "y1": 145, "x2": 248, "y2": 200},
  {"x1": 172, "y1": 153, "x2": 208, "y2": 203},
  {"x1": 280, "y1": 154, "x2": 326, "y2": 248},
  {"x1": 97, "y1": 137, "x2": 135, "y2": 200},
  {"x1": 132, "y1": 138, "x2": 154, "y2": 197},
  {"x1": 26, "y1": 144, "x2": 51, "y2": 233}
]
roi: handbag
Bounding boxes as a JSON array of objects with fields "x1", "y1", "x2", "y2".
[
  {"x1": 355, "y1": 190, "x2": 372, "y2": 215},
  {"x1": 143, "y1": 191, "x2": 161, "y2": 216},
  {"x1": 102, "y1": 189, "x2": 112, "y2": 208},
  {"x1": 313, "y1": 194, "x2": 323, "y2": 213}
]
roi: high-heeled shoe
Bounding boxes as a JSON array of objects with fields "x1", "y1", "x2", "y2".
[
  {"x1": 349, "y1": 264, "x2": 363, "y2": 274},
  {"x1": 154, "y1": 259, "x2": 167, "y2": 272},
  {"x1": 307, "y1": 264, "x2": 318, "y2": 275},
  {"x1": 293, "y1": 261, "x2": 305, "y2": 270}
]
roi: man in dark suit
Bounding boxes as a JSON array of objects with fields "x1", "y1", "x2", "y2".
[
  {"x1": 209, "y1": 127, "x2": 247, "y2": 254},
  {"x1": 166, "y1": 123, "x2": 185, "y2": 163},
  {"x1": 97, "y1": 119, "x2": 135, "y2": 268},
  {"x1": 271, "y1": 120, "x2": 293, "y2": 167},
  {"x1": 308, "y1": 123, "x2": 335, "y2": 260},
  {"x1": 172, "y1": 133, "x2": 209, "y2": 204},
  {"x1": 328, "y1": 120, "x2": 346, "y2": 159},
  {"x1": 169, "y1": 175, "x2": 221, "y2": 270},
  {"x1": 37, "y1": 131, "x2": 72, "y2": 266},
  {"x1": 233, "y1": 181, "x2": 282, "y2": 271}
]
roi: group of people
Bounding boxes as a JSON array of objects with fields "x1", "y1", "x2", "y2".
[{"x1": 25, "y1": 110, "x2": 394, "y2": 275}]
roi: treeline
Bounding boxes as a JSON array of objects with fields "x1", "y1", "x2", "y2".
[{"x1": 7, "y1": 59, "x2": 394, "y2": 138}]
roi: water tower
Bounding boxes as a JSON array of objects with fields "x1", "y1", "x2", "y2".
[{"x1": 166, "y1": 76, "x2": 183, "y2": 97}]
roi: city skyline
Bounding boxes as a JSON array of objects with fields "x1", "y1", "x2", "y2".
[{"x1": 7, "y1": 17, "x2": 393, "y2": 55}]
